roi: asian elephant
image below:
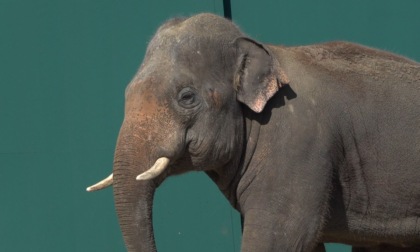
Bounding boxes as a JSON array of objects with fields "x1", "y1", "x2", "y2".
[{"x1": 87, "y1": 13, "x2": 420, "y2": 252}]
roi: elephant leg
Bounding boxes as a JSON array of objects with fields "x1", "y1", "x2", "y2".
[
  {"x1": 353, "y1": 245, "x2": 420, "y2": 252},
  {"x1": 239, "y1": 163, "x2": 332, "y2": 250},
  {"x1": 240, "y1": 208, "x2": 327, "y2": 252},
  {"x1": 352, "y1": 247, "x2": 375, "y2": 252}
]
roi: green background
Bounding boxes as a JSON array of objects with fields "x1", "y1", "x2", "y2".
[{"x1": 1, "y1": 0, "x2": 419, "y2": 251}]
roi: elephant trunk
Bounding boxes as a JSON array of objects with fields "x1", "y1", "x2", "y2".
[{"x1": 112, "y1": 126, "x2": 162, "y2": 252}]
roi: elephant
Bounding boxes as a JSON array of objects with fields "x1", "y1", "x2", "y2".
[{"x1": 87, "y1": 13, "x2": 420, "y2": 251}]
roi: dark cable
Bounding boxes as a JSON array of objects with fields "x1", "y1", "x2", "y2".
[{"x1": 223, "y1": 0, "x2": 232, "y2": 20}]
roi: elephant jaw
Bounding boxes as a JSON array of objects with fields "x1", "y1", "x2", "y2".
[{"x1": 86, "y1": 157, "x2": 171, "y2": 192}]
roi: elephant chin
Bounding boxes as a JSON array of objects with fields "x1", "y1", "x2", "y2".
[{"x1": 86, "y1": 157, "x2": 170, "y2": 192}]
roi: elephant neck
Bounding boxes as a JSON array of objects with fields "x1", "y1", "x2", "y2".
[
  {"x1": 234, "y1": 106, "x2": 262, "y2": 210},
  {"x1": 206, "y1": 106, "x2": 260, "y2": 211},
  {"x1": 240, "y1": 107, "x2": 261, "y2": 177}
]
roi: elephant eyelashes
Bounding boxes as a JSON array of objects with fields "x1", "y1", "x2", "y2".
[{"x1": 177, "y1": 87, "x2": 199, "y2": 108}]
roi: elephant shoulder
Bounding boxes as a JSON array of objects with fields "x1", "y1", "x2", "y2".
[
  {"x1": 290, "y1": 41, "x2": 420, "y2": 82},
  {"x1": 316, "y1": 41, "x2": 418, "y2": 65}
]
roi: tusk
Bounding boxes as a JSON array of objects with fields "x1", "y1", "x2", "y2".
[
  {"x1": 136, "y1": 157, "x2": 170, "y2": 181},
  {"x1": 86, "y1": 174, "x2": 113, "y2": 192}
]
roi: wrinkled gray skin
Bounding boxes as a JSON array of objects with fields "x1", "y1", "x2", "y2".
[{"x1": 102, "y1": 13, "x2": 420, "y2": 251}]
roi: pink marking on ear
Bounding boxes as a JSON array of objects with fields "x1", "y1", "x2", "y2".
[
  {"x1": 278, "y1": 69, "x2": 290, "y2": 86},
  {"x1": 251, "y1": 75, "x2": 279, "y2": 113},
  {"x1": 272, "y1": 56, "x2": 290, "y2": 87},
  {"x1": 252, "y1": 97, "x2": 265, "y2": 113},
  {"x1": 266, "y1": 75, "x2": 280, "y2": 96}
]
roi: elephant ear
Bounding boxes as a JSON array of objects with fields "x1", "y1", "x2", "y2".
[{"x1": 234, "y1": 37, "x2": 289, "y2": 113}]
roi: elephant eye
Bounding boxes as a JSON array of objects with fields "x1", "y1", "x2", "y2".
[{"x1": 178, "y1": 87, "x2": 199, "y2": 108}]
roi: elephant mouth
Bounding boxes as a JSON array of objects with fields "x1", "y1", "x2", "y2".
[{"x1": 86, "y1": 156, "x2": 171, "y2": 192}]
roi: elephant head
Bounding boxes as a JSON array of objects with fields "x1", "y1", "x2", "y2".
[{"x1": 87, "y1": 13, "x2": 288, "y2": 252}]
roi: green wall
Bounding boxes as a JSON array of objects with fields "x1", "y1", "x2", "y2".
[{"x1": 1, "y1": 1, "x2": 418, "y2": 252}]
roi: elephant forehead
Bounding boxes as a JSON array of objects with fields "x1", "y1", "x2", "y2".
[
  {"x1": 126, "y1": 76, "x2": 169, "y2": 104},
  {"x1": 147, "y1": 25, "x2": 235, "y2": 68},
  {"x1": 128, "y1": 44, "x2": 212, "y2": 93},
  {"x1": 124, "y1": 91, "x2": 179, "y2": 144},
  {"x1": 126, "y1": 87, "x2": 158, "y2": 110},
  {"x1": 124, "y1": 93, "x2": 174, "y2": 134},
  {"x1": 145, "y1": 27, "x2": 189, "y2": 62},
  {"x1": 146, "y1": 35, "x2": 209, "y2": 68},
  {"x1": 127, "y1": 54, "x2": 176, "y2": 96},
  {"x1": 172, "y1": 38, "x2": 216, "y2": 64}
]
